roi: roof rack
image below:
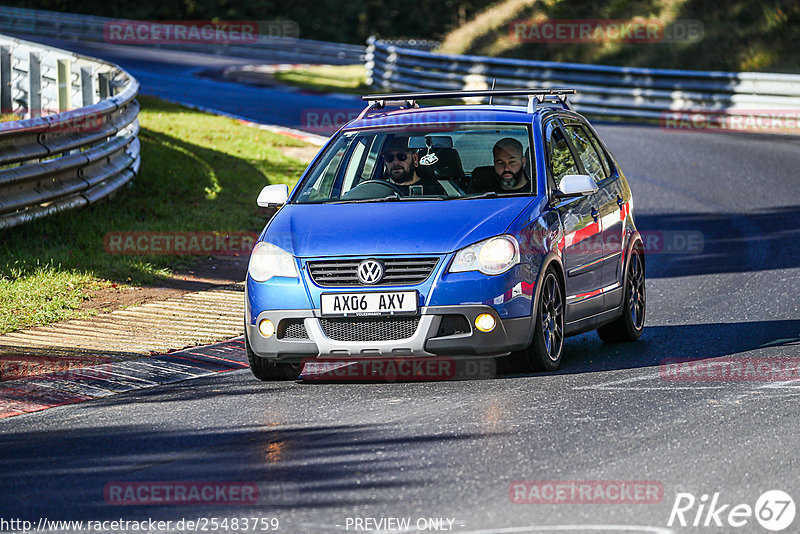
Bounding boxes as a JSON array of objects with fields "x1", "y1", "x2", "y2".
[
  {"x1": 359, "y1": 88, "x2": 576, "y2": 116},
  {"x1": 355, "y1": 98, "x2": 418, "y2": 120}
]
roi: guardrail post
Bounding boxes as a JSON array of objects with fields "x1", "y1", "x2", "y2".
[
  {"x1": 0, "y1": 45, "x2": 11, "y2": 114},
  {"x1": 28, "y1": 52, "x2": 42, "y2": 117},
  {"x1": 57, "y1": 58, "x2": 71, "y2": 111},
  {"x1": 80, "y1": 66, "x2": 94, "y2": 106},
  {"x1": 382, "y1": 46, "x2": 397, "y2": 92},
  {"x1": 98, "y1": 71, "x2": 110, "y2": 100},
  {"x1": 365, "y1": 36, "x2": 375, "y2": 87}
]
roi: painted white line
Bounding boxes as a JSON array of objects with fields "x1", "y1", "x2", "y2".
[
  {"x1": 751, "y1": 391, "x2": 800, "y2": 398},
  {"x1": 300, "y1": 523, "x2": 672, "y2": 534},
  {"x1": 573, "y1": 371, "x2": 662, "y2": 390},
  {"x1": 757, "y1": 380, "x2": 800, "y2": 389},
  {"x1": 581, "y1": 386, "x2": 726, "y2": 390},
  {"x1": 102, "y1": 369, "x2": 160, "y2": 386},
  {"x1": 13, "y1": 377, "x2": 117, "y2": 397},
  {"x1": 759, "y1": 337, "x2": 800, "y2": 348},
  {"x1": 451, "y1": 525, "x2": 674, "y2": 534}
]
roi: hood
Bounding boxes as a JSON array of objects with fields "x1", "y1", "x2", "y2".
[{"x1": 263, "y1": 198, "x2": 534, "y2": 257}]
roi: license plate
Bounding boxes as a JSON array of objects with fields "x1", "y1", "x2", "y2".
[{"x1": 320, "y1": 291, "x2": 418, "y2": 317}]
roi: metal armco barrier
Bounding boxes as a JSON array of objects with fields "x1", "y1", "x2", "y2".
[
  {"x1": 365, "y1": 37, "x2": 800, "y2": 120},
  {"x1": 0, "y1": 6, "x2": 366, "y2": 65},
  {"x1": 0, "y1": 33, "x2": 140, "y2": 230}
]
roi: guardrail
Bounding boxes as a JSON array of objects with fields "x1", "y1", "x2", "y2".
[
  {"x1": 365, "y1": 37, "x2": 800, "y2": 120},
  {"x1": 0, "y1": 6, "x2": 367, "y2": 65},
  {"x1": 0, "y1": 33, "x2": 139, "y2": 230}
]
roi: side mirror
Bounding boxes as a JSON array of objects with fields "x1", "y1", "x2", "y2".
[
  {"x1": 553, "y1": 174, "x2": 598, "y2": 199},
  {"x1": 257, "y1": 184, "x2": 289, "y2": 207}
]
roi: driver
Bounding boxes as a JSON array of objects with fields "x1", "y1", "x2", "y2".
[{"x1": 381, "y1": 136, "x2": 445, "y2": 195}]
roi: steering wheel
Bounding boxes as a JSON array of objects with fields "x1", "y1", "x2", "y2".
[
  {"x1": 358, "y1": 180, "x2": 405, "y2": 194},
  {"x1": 343, "y1": 180, "x2": 406, "y2": 199}
]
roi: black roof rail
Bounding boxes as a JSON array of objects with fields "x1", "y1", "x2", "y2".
[{"x1": 358, "y1": 88, "x2": 576, "y2": 117}]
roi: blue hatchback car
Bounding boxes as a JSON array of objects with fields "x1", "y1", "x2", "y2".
[{"x1": 245, "y1": 89, "x2": 645, "y2": 380}]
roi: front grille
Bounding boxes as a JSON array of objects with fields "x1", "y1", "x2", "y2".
[
  {"x1": 307, "y1": 257, "x2": 438, "y2": 287},
  {"x1": 279, "y1": 319, "x2": 309, "y2": 339},
  {"x1": 319, "y1": 317, "x2": 420, "y2": 342}
]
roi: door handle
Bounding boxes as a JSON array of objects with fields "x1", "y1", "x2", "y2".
[{"x1": 591, "y1": 207, "x2": 599, "y2": 222}]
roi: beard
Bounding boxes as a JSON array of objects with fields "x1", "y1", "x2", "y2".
[
  {"x1": 497, "y1": 167, "x2": 525, "y2": 189},
  {"x1": 389, "y1": 165, "x2": 414, "y2": 184}
]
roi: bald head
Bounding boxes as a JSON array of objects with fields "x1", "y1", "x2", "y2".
[
  {"x1": 493, "y1": 137, "x2": 527, "y2": 190},
  {"x1": 493, "y1": 138, "x2": 524, "y2": 160}
]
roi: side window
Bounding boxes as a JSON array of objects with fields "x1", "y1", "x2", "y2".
[
  {"x1": 306, "y1": 144, "x2": 347, "y2": 201},
  {"x1": 584, "y1": 126, "x2": 613, "y2": 178},
  {"x1": 564, "y1": 124, "x2": 605, "y2": 183},
  {"x1": 361, "y1": 137, "x2": 382, "y2": 181},
  {"x1": 341, "y1": 137, "x2": 369, "y2": 193},
  {"x1": 548, "y1": 126, "x2": 579, "y2": 189}
]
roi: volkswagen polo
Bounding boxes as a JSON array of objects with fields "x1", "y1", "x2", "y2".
[{"x1": 245, "y1": 89, "x2": 645, "y2": 380}]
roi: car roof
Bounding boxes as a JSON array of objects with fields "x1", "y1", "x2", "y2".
[{"x1": 343, "y1": 104, "x2": 567, "y2": 131}]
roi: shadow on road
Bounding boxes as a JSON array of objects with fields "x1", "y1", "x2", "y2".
[
  {"x1": 553, "y1": 318, "x2": 800, "y2": 375},
  {"x1": 638, "y1": 205, "x2": 800, "y2": 278},
  {"x1": 0, "y1": 416, "x2": 496, "y2": 519}
]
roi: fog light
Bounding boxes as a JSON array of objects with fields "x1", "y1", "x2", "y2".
[
  {"x1": 259, "y1": 319, "x2": 275, "y2": 338},
  {"x1": 475, "y1": 313, "x2": 496, "y2": 333}
]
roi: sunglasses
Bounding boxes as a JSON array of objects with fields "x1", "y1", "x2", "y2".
[{"x1": 382, "y1": 151, "x2": 409, "y2": 163}]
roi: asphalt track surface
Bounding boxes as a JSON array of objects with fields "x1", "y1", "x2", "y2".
[{"x1": 1, "y1": 37, "x2": 800, "y2": 533}]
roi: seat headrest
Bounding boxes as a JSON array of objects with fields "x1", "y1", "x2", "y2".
[{"x1": 416, "y1": 148, "x2": 465, "y2": 181}]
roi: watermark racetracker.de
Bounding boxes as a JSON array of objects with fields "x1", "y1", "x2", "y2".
[
  {"x1": 104, "y1": 480, "x2": 298, "y2": 506},
  {"x1": 301, "y1": 357, "x2": 497, "y2": 382},
  {"x1": 0, "y1": 355, "x2": 112, "y2": 382},
  {"x1": 103, "y1": 19, "x2": 299, "y2": 45},
  {"x1": 299, "y1": 109, "x2": 497, "y2": 135},
  {"x1": 508, "y1": 18, "x2": 703, "y2": 44},
  {"x1": 104, "y1": 232, "x2": 258, "y2": 256},
  {"x1": 661, "y1": 110, "x2": 800, "y2": 135},
  {"x1": 509, "y1": 480, "x2": 664, "y2": 504},
  {"x1": 0, "y1": 107, "x2": 107, "y2": 133},
  {"x1": 660, "y1": 357, "x2": 800, "y2": 382}
]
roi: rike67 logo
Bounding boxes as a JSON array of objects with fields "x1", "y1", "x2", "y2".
[{"x1": 668, "y1": 490, "x2": 795, "y2": 531}]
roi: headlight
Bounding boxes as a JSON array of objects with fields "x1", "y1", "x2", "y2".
[
  {"x1": 450, "y1": 235, "x2": 520, "y2": 275},
  {"x1": 248, "y1": 242, "x2": 298, "y2": 282}
]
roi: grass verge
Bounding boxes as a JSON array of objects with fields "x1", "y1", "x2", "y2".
[
  {"x1": 0, "y1": 95, "x2": 310, "y2": 334},
  {"x1": 272, "y1": 64, "x2": 367, "y2": 94}
]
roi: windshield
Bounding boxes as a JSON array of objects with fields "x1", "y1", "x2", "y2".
[{"x1": 293, "y1": 124, "x2": 534, "y2": 203}]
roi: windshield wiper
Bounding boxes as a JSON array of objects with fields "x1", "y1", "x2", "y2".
[
  {"x1": 325, "y1": 194, "x2": 402, "y2": 204},
  {"x1": 326, "y1": 194, "x2": 448, "y2": 204},
  {"x1": 460, "y1": 191, "x2": 531, "y2": 200},
  {"x1": 461, "y1": 192, "x2": 499, "y2": 199}
]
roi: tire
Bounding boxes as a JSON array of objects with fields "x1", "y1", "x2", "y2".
[
  {"x1": 245, "y1": 329, "x2": 302, "y2": 381},
  {"x1": 598, "y1": 248, "x2": 645, "y2": 342},
  {"x1": 511, "y1": 268, "x2": 565, "y2": 372}
]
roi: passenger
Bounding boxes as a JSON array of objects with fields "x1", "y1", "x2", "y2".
[
  {"x1": 491, "y1": 137, "x2": 530, "y2": 192},
  {"x1": 381, "y1": 136, "x2": 445, "y2": 195},
  {"x1": 469, "y1": 137, "x2": 531, "y2": 194}
]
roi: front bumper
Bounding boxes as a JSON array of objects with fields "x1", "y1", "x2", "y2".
[{"x1": 246, "y1": 305, "x2": 533, "y2": 363}]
